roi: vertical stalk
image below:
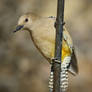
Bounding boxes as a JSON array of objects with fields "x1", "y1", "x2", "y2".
[{"x1": 53, "y1": 0, "x2": 65, "y2": 92}]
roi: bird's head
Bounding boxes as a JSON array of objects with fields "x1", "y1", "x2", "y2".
[{"x1": 14, "y1": 13, "x2": 39, "y2": 33}]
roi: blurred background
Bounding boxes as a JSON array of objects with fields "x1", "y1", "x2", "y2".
[{"x1": 0, "y1": 0, "x2": 92, "y2": 92}]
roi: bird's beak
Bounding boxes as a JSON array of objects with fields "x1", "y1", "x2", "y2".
[{"x1": 13, "y1": 25, "x2": 24, "y2": 33}]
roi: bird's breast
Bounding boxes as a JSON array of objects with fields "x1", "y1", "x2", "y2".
[{"x1": 30, "y1": 18, "x2": 72, "y2": 63}]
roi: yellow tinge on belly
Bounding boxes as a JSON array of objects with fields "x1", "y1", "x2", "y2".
[{"x1": 51, "y1": 40, "x2": 71, "y2": 63}]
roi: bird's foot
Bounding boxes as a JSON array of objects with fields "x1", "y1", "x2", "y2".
[{"x1": 51, "y1": 58, "x2": 61, "y2": 64}]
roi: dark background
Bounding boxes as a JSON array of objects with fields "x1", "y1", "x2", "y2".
[{"x1": 0, "y1": 0, "x2": 92, "y2": 92}]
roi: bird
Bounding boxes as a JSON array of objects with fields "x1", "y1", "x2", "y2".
[{"x1": 14, "y1": 12, "x2": 78, "y2": 91}]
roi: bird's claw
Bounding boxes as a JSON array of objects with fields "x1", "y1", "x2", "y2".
[{"x1": 51, "y1": 58, "x2": 61, "y2": 64}]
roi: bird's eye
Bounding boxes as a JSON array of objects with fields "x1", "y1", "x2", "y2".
[{"x1": 25, "y1": 18, "x2": 28, "y2": 22}]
